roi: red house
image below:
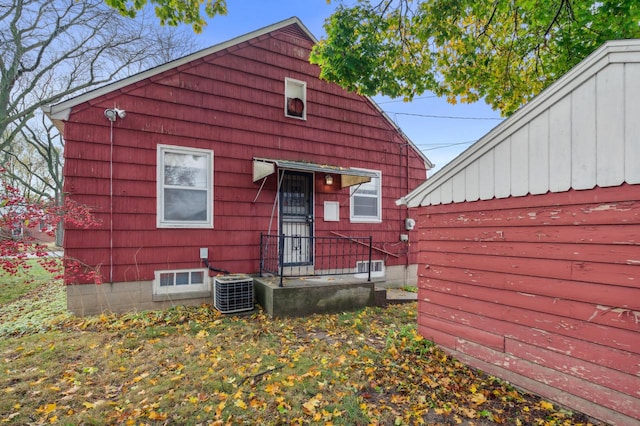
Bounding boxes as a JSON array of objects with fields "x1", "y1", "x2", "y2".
[
  {"x1": 44, "y1": 18, "x2": 432, "y2": 316},
  {"x1": 0, "y1": 207, "x2": 56, "y2": 245},
  {"x1": 399, "y1": 40, "x2": 640, "y2": 425}
]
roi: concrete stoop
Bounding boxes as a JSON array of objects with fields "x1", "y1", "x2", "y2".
[{"x1": 253, "y1": 276, "x2": 417, "y2": 318}]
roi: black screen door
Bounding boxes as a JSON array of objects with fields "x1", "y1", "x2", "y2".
[{"x1": 279, "y1": 171, "x2": 313, "y2": 266}]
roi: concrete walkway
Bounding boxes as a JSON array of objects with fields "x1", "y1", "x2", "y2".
[{"x1": 384, "y1": 288, "x2": 418, "y2": 304}]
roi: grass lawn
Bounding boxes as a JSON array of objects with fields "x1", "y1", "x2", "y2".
[
  {"x1": 0, "y1": 274, "x2": 599, "y2": 425},
  {"x1": 0, "y1": 260, "x2": 58, "y2": 305}
]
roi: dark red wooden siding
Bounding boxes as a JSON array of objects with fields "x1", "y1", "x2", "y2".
[
  {"x1": 415, "y1": 184, "x2": 640, "y2": 425},
  {"x1": 62, "y1": 25, "x2": 427, "y2": 283}
]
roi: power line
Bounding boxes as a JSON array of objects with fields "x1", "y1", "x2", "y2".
[
  {"x1": 387, "y1": 111, "x2": 503, "y2": 121},
  {"x1": 376, "y1": 95, "x2": 438, "y2": 104},
  {"x1": 416, "y1": 140, "x2": 477, "y2": 151}
]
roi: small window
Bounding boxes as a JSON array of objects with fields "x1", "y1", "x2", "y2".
[
  {"x1": 154, "y1": 269, "x2": 209, "y2": 295},
  {"x1": 350, "y1": 169, "x2": 382, "y2": 223},
  {"x1": 157, "y1": 145, "x2": 213, "y2": 228},
  {"x1": 285, "y1": 77, "x2": 306, "y2": 119},
  {"x1": 355, "y1": 260, "x2": 385, "y2": 279}
]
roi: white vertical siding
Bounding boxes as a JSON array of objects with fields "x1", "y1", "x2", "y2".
[
  {"x1": 548, "y1": 96, "x2": 572, "y2": 192},
  {"x1": 427, "y1": 181, "x2": 439, "y2": 204},
  {"x1": 596, "y1": 64, "x2": 625, "y2": 187},
  {"x1": 479, "y1": 152, "x2": 494, "y2": 200},
  {"x1": 494, "y1": 138, "x2": 511, "y2": 198},
  {"x1": 452, "y1": 171, "x2": 466, "y2": 203},
  {"x1": 511, "y1": 126, "x2": 529, "y2": 197},
  {"x1": 626, "y1": 63, "x2": 640, "y2": 184},
  {"x1": 441, "y1": 179, "x2": 453, "y2": 204},
  {"x1": 571, "y1": 78, "x2": 597, "y2": 190},
  {"x1": 402, "y1": 41, "x2": 640, "y2": 208},
  {"x1": 465, "y1": 161, "x2": 480, "y2": 201},
  {"x1": 528, "y1": 111, "x2": 549, "y2": 194}
]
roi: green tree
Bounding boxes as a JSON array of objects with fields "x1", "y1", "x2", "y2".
[
  {"x1": 309, "y1": 0, "x2": 640, "y2": 115},
  {"x1": 105, "y1": 0, "x2": 639, "y2": 116},
  {"x1": 104, "y1": 0, "x2": 227, "y2": 33}
]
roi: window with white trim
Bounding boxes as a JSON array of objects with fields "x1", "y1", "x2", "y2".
[
  {"x1": 154, "y1": 269, "x2": 209, "y2": 295},
  {"x1": 285, "y1": 77, "x2": 306, "y2": 119},
  {"x1": 350, "y1": 169, "x2": 382, "y2": 222},
  {"x1": 157, "y1": 145, "x2": 213, "y2": 228},
  {"x1": 355, "y1": 260, "x2": 385, "y2": 279}
]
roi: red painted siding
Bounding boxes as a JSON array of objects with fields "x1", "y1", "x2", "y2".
[
  {"x1": 416, "y1": 184, "x2": 640, "y2": 425},
  {"x1": 62, "y1": 25, "x2": 427, "y2": 285}
]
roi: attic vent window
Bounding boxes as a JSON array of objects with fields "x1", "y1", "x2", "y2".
[{"x1": 285, "y1": 77, "x2": 306, "y2": 120}]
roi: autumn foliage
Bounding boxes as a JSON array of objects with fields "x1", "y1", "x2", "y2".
[
  {"x1": 0, "y1": 172, "x2": 100, "y2": 283},
  {"x1": 0, "y1": 298, "x2": 599, "y2": 425}
]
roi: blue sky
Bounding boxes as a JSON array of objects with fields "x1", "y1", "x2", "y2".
[{"x1": 198, "y1": 1, "x2": 504, "y2": 174}]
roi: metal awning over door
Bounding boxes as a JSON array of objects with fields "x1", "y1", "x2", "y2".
[{"x1": 252, "y1": 158, "x2": 377, "y2": 188}]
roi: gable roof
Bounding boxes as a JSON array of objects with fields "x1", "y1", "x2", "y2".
[
  {"x1": 399, "y1": 39, "x2": 640, "y2": 208},
  {"x1": 42, "y1": 16, "x2": 433, "y2": 170}
]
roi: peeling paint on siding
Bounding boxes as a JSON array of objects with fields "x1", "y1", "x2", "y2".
[
  {"x1": 588, "y1": 305, "x2": 640, "y2": 324},
  {"x1": 549, "y1": 210, "x2": 562, "y2": 219},
  {"x1": 582, "y1": 203, "x2": 632, "y2": 213}
]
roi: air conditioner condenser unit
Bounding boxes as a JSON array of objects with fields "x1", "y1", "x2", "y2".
[{"x1": 213, "y1": 275, "x2": 254, "y2": 314}]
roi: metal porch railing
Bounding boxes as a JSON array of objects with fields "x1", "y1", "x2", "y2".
[{"x1": 260, "y1": 234, "x2": 373, "y2": 287}]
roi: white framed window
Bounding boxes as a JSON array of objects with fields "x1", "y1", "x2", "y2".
[
  {"x1": 285, "y1": 77, "x2": 306, "y2": 120},
  {"x1": 157, "y1": 145, "x2": 213, "y2": 228},
  {"x1": 154, "y1": 269, "x2": 209, "y2": 295},
  {"x1": 354, "y1": 260, "x2": 385, "y2": 279},
  {"x1": 350, "y1": 169, "x2": 382, "y2": 223}
]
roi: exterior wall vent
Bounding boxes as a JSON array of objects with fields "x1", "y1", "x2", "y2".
[
  {"x1": 287, "y1": 97, "x2": 304, "y2": 117},
  {"x1": 285, "y1": 77, "x2": 306, "y2": 120}
]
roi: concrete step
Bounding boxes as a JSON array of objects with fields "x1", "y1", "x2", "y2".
[{"x1": 374, "y1": 288, "x2": 418, "y2": 306}]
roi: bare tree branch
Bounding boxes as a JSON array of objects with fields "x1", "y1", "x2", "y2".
[
  {"x1": 0, "y1": 0, "x2": 201, "y2": 232},
  {"x1": 0, "y1": 0, "x2": 201, "y2": 150}
]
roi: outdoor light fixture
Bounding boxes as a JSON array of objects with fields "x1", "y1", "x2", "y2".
[
  {"x1": 104, "y1": 108, "x2": 126, "y2": 122},
  {"x1": 325, "y1": 174, "x2": 333, "y2": 185}
]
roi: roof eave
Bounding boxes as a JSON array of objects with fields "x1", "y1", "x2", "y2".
[
  {"x1": 40, "y1": 17, "x2": 315, "y2": 120},
  {"x1": 366, "y1": 96, "x2": 435, "y2": 170},
  {"x1": 399, "y1": 38, "x2": 640, "y2": 208},
  {"x1": 41, "y1": 104, "x2": 68, "y2": 134}
]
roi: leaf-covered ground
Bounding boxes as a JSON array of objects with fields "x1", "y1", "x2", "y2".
[{"x1": 0, "y1": 279, "x2": 602, "y2": 425}]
